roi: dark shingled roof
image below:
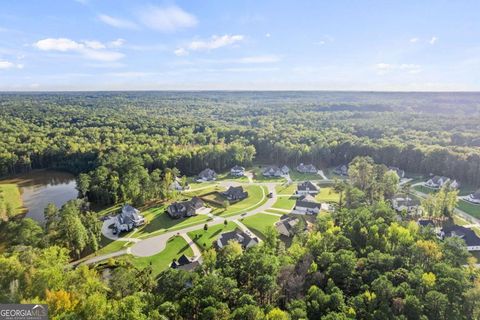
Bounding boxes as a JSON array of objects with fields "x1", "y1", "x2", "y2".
[
  {"x1": 295, "y1": 194, "x2": 321, "y2": 209},
  {"x1": 442, "y1": 225, "x2": 480, "y2": 247},
  {"x1": 297, "y1": 181, "x2": 319, "y2": 192},
  {"x1": 218, "y1": 230, "x2": 258, "y2": 248},
  {"x1": 418, "y1": 219, "x2": 434, "y2": 227}
]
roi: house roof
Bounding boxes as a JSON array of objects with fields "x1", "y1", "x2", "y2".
[
  {"x1": 275, "y1": 217, "x2": 299, "y2": 232},
  {"x1": 296, "y1": 194, "x2": 321, "y2": 209},
  {"x1": 394, "y1": 196, "x2": 420, "y2": 207},
  {"x1": 231, "y1": 165, "x2": 245, "y2": 171},
  {"x1": 281, "y1": 165, "x2": 290, "y2": 173},
  {"x1": 177, "y1": 254, "x2": 191, "y2": 265},
  {"x1": 297, "y1": 181, "x2": 319, "y2": 192},
  {"x1": 168, "y1": 197, "x2": 205, "y2": 214},
  {"x1": 218, "y1": 230, "x2": 258, "y2": 248},
  {"x1": 418, "y1": 219, "x2": 434, "y2": 227},
  {"x1": 118, "y1": 205, "x2": 141, "y2": 224},
  {"x1": 263, "y1": 166, "x2": 282, "y2": 175},
  {"x1": 442, "y1": 225, "x2": 480, "y2": 247},
  {"x1": 471, "y1": 189, "x2": 480, "y2": 200},
  {"x1": 199, "y1": 168, "x2": 216, "y2": 178},
  {"x1": 223, "y1": 186, "x2": 246, "y2": 197},
  {"x1": 297, "y1": 163, "x2": 317, "y2": 172}
]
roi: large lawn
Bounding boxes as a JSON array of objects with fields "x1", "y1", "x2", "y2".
[
  {"x1": 131, "y1": 236, "x2": 193, "y2": 276},
  {"x1": 275, "y1": 183, "x2": 297, "y2": 195},
  {"x1": 413, "y1": 185, "x2": 437, "y2": 195},
  {"x1": 213, "y1": 185, "x2": 268, "y2": 217},
  {"x1": 187, "y1": 221, "x2": 238, "y2": 250},
  {"x1": 457, "y1": 200, "x2": 480, "y2": 219},
  {"x1": 0, "y1": 183, "x2": 25, "y2": 217},
  {"x1": 316, "y1": 187, "x2": 341, "y2": 203},
  {"x1": 272, "y1": 196, "x2": 296, "y2": 210},
  {"x1": 288, "y1": 170, "x2": 322, "y2": 182},
  {"x1": 241, "y1": 213, "x2": 280, "y2": 238}
]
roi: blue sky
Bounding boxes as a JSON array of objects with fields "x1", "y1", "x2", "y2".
[{"x1": 0, "y1": 0, "x2": 479, "y2": 91}]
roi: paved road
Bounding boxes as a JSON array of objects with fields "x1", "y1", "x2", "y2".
[
  {"x1": 80, "y1": 183, "x2": 278, "y2": 264},
  {"x1": 75, "y1": 249, "x2": 129, "y2": 266},
  {"x1": 180, "y1": 233, "x2": 202, "y2": 260}
]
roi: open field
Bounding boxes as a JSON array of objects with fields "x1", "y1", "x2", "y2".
[
  {"x1": 316, "y1": 187, "x2": 341, "y2": 203},
  {"x1": 289, "y1": 170, "x2": 322, "y2": 182},
  {"x1": 241, "y1": 213, "x2": 281, "y2": 238},
  {"x1": 272, "y1": 196, "x2": 296, "y2": 210},
  {"x1": 275, "y1": 183, "x2": 296, "y2": 195},
  {"x1": 131, "y1": 236, "x2": 193, "y2": 276},
  {"x1": 413, "y1": 185, "x2": 437, "y2": 194},
  {"x1": 187, "y1": 221, "x2": 238, "y2": 250},
  {"x1": 0, "y1": 183, "x2": 25, "y2": 217},
  {"x1": 457, "y1": 200, "x2": 480, "y2": 219}
]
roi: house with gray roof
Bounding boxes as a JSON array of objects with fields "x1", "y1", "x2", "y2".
[
  {"x1": 296, "y1": 163, "x2": 317, "y2": 174},
  {"x1": 217, "y1": 230, "x2": 259, "y2": 249},
  {"x1": 294, "y1": 194, "x2": 321, "y2": 215},
  {"x1": 425, "y1": 176, "x2": 459, "y2": 189},
  {"x1": 230, "y1": 165, "x2": 245, "y2": 177},
  {"x1": 170, "y1": 254, "x2": 200, "y2": 271},
  {"x1": 275, "y1": 216, "x2": 301, "y2": 237},
  {"x1": 263, "y1": 166, "x2": 284, "y2": 177},
  {"x1": 167, "y1": 197, "x2": 206, "y2": 219},
  {"x1": 296, "y1": 181, "x2": 319, "y2": 195},
  {"x1": 197, "y1": 168, "x2": 217, "y2": 182},
  {"x1": 333, "y1": 164, "x2": 349, "y2": 176},
  {"x1": 466, "y1": 189, "x2": 480, "y2": 204},
  {"x1": 114, "y1": 205, "x2": 145, "y2": 233},
  {"x1": 222, "y1": 186, "x2": 248, "y2": 201},
  {"x1": 440, "y1": 225, "x2": 480, "y2": 251},
  {"x1": 392, "y1": 195, "x2": 420, "y2": 213},
  {"x1": 281, "y1": 165, "x2": 290, "y2": 175}
]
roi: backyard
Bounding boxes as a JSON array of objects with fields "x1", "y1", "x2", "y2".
[
  {"x1": 457, "y1": 200, "x2": 480, "y2": 219},
  {"x1": 316, "y1": 187, "x2": 341, "y2": 203},
  {"x1": 187, "y1": 221, "x2": 238, "y2": 250},
  {"x1": 241, "y1": 213, "x2": 281, "y2": 238}
]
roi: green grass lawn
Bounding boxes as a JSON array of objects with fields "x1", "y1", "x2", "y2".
[
  {"x1": 187, "y1": 222, "x2": 238, "y2": 250},
  {"x1": 216, "y1": 172, "x2": 250, "y2": 183},
  {"x1": 288, "y1": 170, "x2": 322, "y2": 182},
  {"x1": 316, "y1": 187, "x2": 341, "y2": 203},
  {"x1": 213, "y1": 185, "x2": 268, "y2": 217},
  {"x1": 413, "y1": 185, "x2": 437, "y2": 195},
  {"x1": 241, "y1": 213, "x2": 281, "y2": 238},
  {"x1": 265, "y1": 208, "x2": 288, "y2": 215},
  {"x1": 0, "y1": 183, "x2": 26, "y2": 216},
  {"x1": 275, "y1": 183, "x2": 296, "y2": 195},
  {"x1": 183, "y1": 185, "x2": 220, "y2": 196},
  {"x1": 272, "y1": 196, "x2": 296, "y2": 210},
  {"x1": 131, "y1": 236, "x2": 193, "y2": 276},
  {"x1": 457, "y1": 200, "x2": 480, "y2": 219}
]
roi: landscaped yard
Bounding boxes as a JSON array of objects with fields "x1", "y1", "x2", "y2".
[
  {"x1": 272, "y1": 196, "x2": 296, "y2": 210},
  {"x1": 0, "y1": 183, "x2": 25, "y2": 216},
  {"x1": 316, "y1": 187, "x2": 341, "y2": 203},
  {"x1": 131, "y1": 236, "x2": 193, "y2": 276},
  {"x1": 241, "y1": 213, "x2": 281, "y2": 238},
  {"x1": 187, "y1": 221, "x2": 238, "y2": 250},
  {"x1": 288, "y1": 170, "x2": 322, "y2": 182},
  {"x1": 275, "y1": 183, "x2": 296, "y2": 195},
  {"x1": 457, "y1": 200, "x2": 480, "y2": 219},
  {"x1": 213, "y1": 185, "x2": 268, "y2": 217}
]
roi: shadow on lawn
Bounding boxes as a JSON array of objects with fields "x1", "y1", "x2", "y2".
[
  {"x1": 209, "y1": 229, "x2": 223, "y2": 239},
  {"x1": 177, "y1": 243, "x2": 191, "y2": 254}
]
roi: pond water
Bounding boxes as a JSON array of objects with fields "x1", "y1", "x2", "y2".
[{"x1": 9, "y1": 170, "x2": 78, "y2": 224}]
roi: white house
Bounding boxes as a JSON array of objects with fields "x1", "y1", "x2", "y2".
[
  {"x1": 197, "y1": 168, "x2": 217, "y2": 182},
  {"x1": 425, "y1": 176, "x2": 459, "y2": 189},
  {"x1": 114, "y1": 205, "x2": 145, "y2": 233},
  {"x1": 230, "y1": 165, "x2": 246, "y2": 177},
  {"x1": 296, "y1": 181, "x2": 319, "y2": 195},
  {"x1": 392, "y1": 195, "x2": 420, "y2": 213},
  {"x1": 294, "y1": 194, "x2": 321, "y2": 215},
  {"x1": 296, "y1": 163, "x2": 317, "y2": 174},
  {"x1": 466, "y1": 189, "x2": 480, "y2": 204}
]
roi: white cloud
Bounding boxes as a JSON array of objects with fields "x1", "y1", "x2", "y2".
[
  {"x1": 137, "y1": 5, "x2": 197, "y2": 32},
  {"x1": 174, "y1": 34, "x2": 244, "y2": 56},
  {"x1": 375, "y1": 63, "x2": 421, "y2": 75},
  {"x1": 410, "y1": 37, "x2": 419, "y2": 43},
  {"x1": 429, "y1": 36, "x2": 438, "y2": 45},
  {"x1": 33, "y1": 38, "x2": 125, "y2": 62},
  {"x1": 98, "y1": 14, "x2": 138, "y2": 30},
  {"x1": 265, "y1": 33, "x2": 271, "y2": 38},
  {"x1": 0, "y1": 60, "x2": 23, "y2": 70},
  {"x1": 236, "y1": 55, "x2": 281, "y2": 64},
  {"x1": 174, "y1": 48, "x2": 189, "y2": 56}
]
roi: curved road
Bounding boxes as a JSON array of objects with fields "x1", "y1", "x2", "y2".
[{"x1": 80, "y1": 183, "x2": 278, "y2": 264}]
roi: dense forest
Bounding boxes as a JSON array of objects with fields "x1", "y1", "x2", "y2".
[
  {"x1": 2, "y1": 92, "x2": 480, "y2": 319},
  {"x1": 1, "y1": 91, "x2": 480, "y2": 188}
]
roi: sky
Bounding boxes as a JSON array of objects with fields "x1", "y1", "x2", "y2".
[{"x1": 0, "y1": 0, "x2": 479, "y2": 91}]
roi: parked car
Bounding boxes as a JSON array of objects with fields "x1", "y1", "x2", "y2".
[{"x1": 267, "y1": 192, "x2": 273, "y2": 198}]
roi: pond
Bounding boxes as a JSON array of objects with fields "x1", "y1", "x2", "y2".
[{"x1": 4, "y1": 170, "x2": 78, "y2": 224}]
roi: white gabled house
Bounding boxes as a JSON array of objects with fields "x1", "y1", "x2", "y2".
[
  {"x1": 114, "y1": 205, "x2": 145, "y2": 233},
  {"x1": 230, "y1": 165, "x2": 245, "y2": 177},
  {"x1": 197, "y1": 168, "x2": 217, "y2": 182},
  {"x1": 294, "y1": 194, "x2": 321, "y2": 215},
  {"x1": 425, "y1": 176, "x2": 459, "y2": 189},
  {"x1": 296, "y1": 181, "x2": 319, "y2": 195}
]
